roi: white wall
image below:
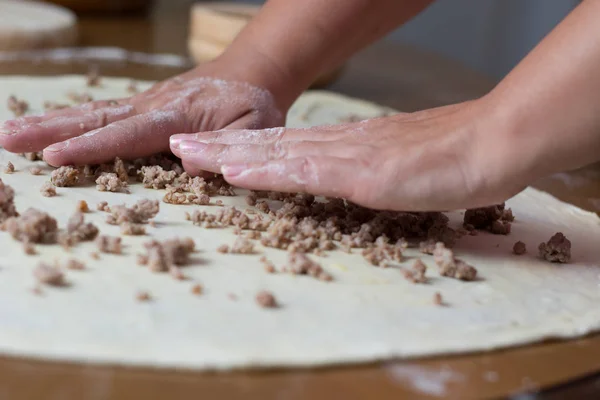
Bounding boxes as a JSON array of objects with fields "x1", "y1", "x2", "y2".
[{"x1": 391, "y1": 0, "x2": 580, "y2": 79}]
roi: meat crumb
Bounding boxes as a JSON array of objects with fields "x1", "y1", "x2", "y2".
[
  {"x1": 51, "y1": 166, "x2": 80, "y2": 187},
  {"x1": 7, "y1": 95, "x2": 28, "y2": 117},
  {"x1": 287, "y1": 253, "x2": 332, "y2": 281},
  {"x1": 43, "y1": 101, "x2": 69, "y2": 111},
  {"x1": 127, "y1": 81, "x2": 139, "y2": 94},
  {"x1": 433, "y1": 242, "x2": 478, "y2": 281},
  {"x1": 96, "y1": 235, "x2": 122, "y2": 254},
  {"x1": 77, "y1": 200, "x2": 89, "y2": 213},
  {"x1": 96, "y1": 201, "x2": 109, "y2": 212},
  {"x1": 120, "y1": 222, "x2": 146, "y2": 236},
  {"x1": 66, "y1": 259, "x2": 85, "y2": 270},
  {"x1": 67, "y1": 92, "x2": 93, "y2": 104},
  {"x1": 513, "y1": 241, "x2": 527, "y2": 255},
  {"x1": 90, "y1": 252, "x2": 100, "y2": 260},
  {"x1": 29, "y1": 167, "x2": 43, "y2": 176},
  {"x1": 136, "y1": 291, "x2": 151, "y2": 302},
  {"x1": 538, "y1": 232, "x2": 571, "y2": 263},
  {"x1": 34, "y1": 262, "x2": 65, "y2": 286},
  {"x1": 141, "y1": 237, "x2": 195, "y2": 272},
  {"x1": 67, "y1": 212, "x2": 99, "y2": 242},
  {"x1": 169, "y1": 265, "x2": 186, "y2": 280},
  {"x1": 4, "y1": 162, "x2": 15, "y2": 174},
  {"x1": 217, "y1": 244, "x2": 229, "y2": 254},
  {"x1": 2, "y1": 208, "x2": 58, "y2": 243},
  {"x1": 0, "y1": 179, "x2": 18, "y2": 223},
  {"x1": 86, "y1": 66, "x2": 101, "y2": 87},
  {"x1": 433, "y1": 292, "x2": 444, "y2": 306},
  {"x1": 403, "y1": 259, "x2": 428, "y2": 284},
  {"x1": 107, "y1": 199, "x2": 160, "y2": 225},
  {"x1": 256, "y1": 290, "x2": 277, "y2": 308},
  {"x1": 191, "y1": 283, "x2": 203, "y2": 295},
  {"x1": 40, "y1": 182, "x2": 57, "y2": 197},
  {"x1": 23, "y1": 242, "x2": 36, "y2": 255},
  {"x1": 96, "y1": 172, "x2": 128, "y2": 193},
  {"x1": 230, "y1": 237, "x2": 254, "y2": 254}
]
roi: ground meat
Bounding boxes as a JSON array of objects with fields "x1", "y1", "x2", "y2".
[
  {"x1": 2, "y1": 208, "x2": 58, "y2": 243},
  {"x1": 136, "y1": 291, "x2": 151, "y2": 302},
  {"x1": 23, "y1": 242, "x2": 36, "y2": 255},
  {"x1": 96, "y1": 172, "x2": 128, "y2": 193},
  {"x1": 139, "y1": 165, "x2": 177, "y2": 189},
  {"x1": 464, "y1": 204, "x2": 504, "y2": 229},
  {"x1": 90, "y1": 252, "x2": 100, "y2": 260},
  {"x1": 107, "y1": 199, "x2": 159, "y2": 225},
  {"x1": 191, "y1": 283, "x2": 203, "y2": 295},
  {"x1": 40, "y1": 182, "x2": 57, "y2": 197},
  {"x1": 120, "y1": 222, "x2": 146, "y2": 235},
  {"x1": 7, "y1": 95, "x2": 28, "y2": 117},
  {"x1": 402, "y1": 259, "x2": 427, "y2": 284},
  {"x1": 67, "y1": 92, "x2": 93, "y2": 104},
  {"x1": 76, "y1": 200, "x2": 89, "y2": 213},
  {"x1": 29, "y1": 167, "x2": 43, "y2": 176},
  {"x1": 287, "y1": 252, "x2": 332, "y2": 281},
  {"x1": 260, "y1": 256, "x2": 276, "y2": 273},
  {"x1": 433, "y1": 242, "x2": 477, "y2": 281},
  {"x1": 43, "y1": 101, "x2": 69, "y2": 111},
  {"x1": 245, "y1": 194, "x2": 257, "y2": 206},
  {"x1": 65, "y1": 259, "x2": 85, "y2": 270},
  {"x1": 230, "y1": 237, "x2": 254, "y2": 254},
  {"x1": 67, "y1": 212, "x2": 99, "y2": 241},
  {"x1": 501, "y1": 208, "x2": 515, "y2": 222},
  {"x1": 0, "y1": 179, "x2": 18, "y2": 223},
  {"x1": 169, "y1": 265, "x2": 186, "y2": 280},
  {"x1": 141, "y1": 237, "x2": 195, "y2": 272},
  {"x1": 113, "y1": 157, "x2": 129, "y2": 182},
  {"x1": 96, "y1": 235, "x2": 122, "y2": 254},
  {"x1": 86, "y1": 66, "x2": 101, "y2": 87},
  {"x1": 433, "y1": 292, "x2": 444, "y2": 306},
  {"x1": 255, "y1": 200, "x2": 270, "y2": 213},
  {"x1": 96, "y1": 201, "x2": 109, "y2": 212},
  {"x1": 217, "y1": 244, "x2": 229, "y2": 254},
  {"x1": 256, "y1": 290, "x2": 277, "y2": 308},
  {"x1": 127, "y1": 81, "x2": 139, "y2": 94},
  {"x1": 513, "y1": 241, "x2": 527, "y2": 255},
  {"x1": 490, "y1": 220, "x2": 512, "y2": 235},
  {"x1": 419, "y1": 240, "x2": 437, "y2": 255},
  {"x1": 51, "y1": 166, "x2": 80, "y2": 187},
  {"x1": 538, "y1": 232, "x2": 571, "y2": 263},
  {"x1": 34, "y1": 262, "x2": 64, "y2": 286},
  {"x1": 4, "y1": 162, "x2": 15, "y2": 174},
  {"x1": 21, "y1": 152, "x2": 43, "y2": 162}
]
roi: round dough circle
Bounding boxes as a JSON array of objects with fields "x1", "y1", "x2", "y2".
[
  {"x1": 0, "y1": 0, "x2": 78, "y2": 51},
  {"x1": 0, "y1": 76, "x2": 599, "y2": 371}
]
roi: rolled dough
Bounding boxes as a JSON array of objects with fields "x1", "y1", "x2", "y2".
[
  {"x1": 0, "y1": 1, "x2": 78, "y2": 51},
  {"x1": 0, "y1": 76, "x2": 599, "y2": 370}
]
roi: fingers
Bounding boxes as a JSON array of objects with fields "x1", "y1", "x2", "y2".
[
  {"x1": 42, "y1": 110, "x2": 184, "y2": 166},
  {"x1": 173, "y1": 139, "x2": 368, "y2": 175},
  {"x1": 221, "y1": 156, "x2": 362, "y2": 200},
  {"x1": 0, "y1": 100, "x2": 135, "y2": 153},
  {"x1": 169, "y1": 125, "x2": 349, "y2": 149}
]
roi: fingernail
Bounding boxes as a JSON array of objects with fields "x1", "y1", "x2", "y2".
[
  {"x1": 221, "y1": 164, "x2": 246, "y2": 178},
  {"x1": 0, "y1": 124, "x2": 16, "y2": 135},
  {"x1": 45, "y1": 141, "x2": 68, "y2": 153},
  {"x1": 169, "y1": 134, "x2": 186, "y2": 148},
  {"x1": 179, "y1": 140, "x2": 207, "y2": 155}
]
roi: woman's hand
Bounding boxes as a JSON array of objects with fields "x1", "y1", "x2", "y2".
[
  {"x1": 0, "y1": 62, "x2": 284, "y2": 167},
  {"x1": 170, "y1": 99, "x2": 535, "y2": 211}
]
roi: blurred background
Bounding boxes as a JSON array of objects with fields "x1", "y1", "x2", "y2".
[{"x1": 43, "y1": 0, "x2": 580, "y2": 80}]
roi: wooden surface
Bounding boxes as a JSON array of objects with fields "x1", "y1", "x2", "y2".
[{"x1": 1, "y1": 1, "x2": 600, "y2": 399}]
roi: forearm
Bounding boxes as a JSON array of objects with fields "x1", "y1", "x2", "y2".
[
  {"x1": 215, "y1": 0, "x2": 433, "y2": 110},
  {"x1": 486, "y1": 0, "x2": 600, "y2": 181}
]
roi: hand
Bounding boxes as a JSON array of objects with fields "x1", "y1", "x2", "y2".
[
  {"x1": 170, "y1": 100, "x2": 535, "y2": 211},
  {"x1": 0, "y1": 62, "x2": 284, "y2": 167}
]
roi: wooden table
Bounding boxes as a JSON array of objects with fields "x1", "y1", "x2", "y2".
[{"x1": 1, "y1": 2, "x2": 600, "y2": 399}]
